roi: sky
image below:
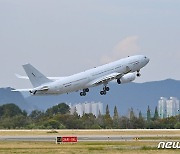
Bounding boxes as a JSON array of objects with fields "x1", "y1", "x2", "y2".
[{"x1": 0, "y1": 0, "x2": 180, "y2": 88}]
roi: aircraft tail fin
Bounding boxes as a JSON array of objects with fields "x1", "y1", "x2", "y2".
[{"x1": 23, "y1": 64, "x2": 52, "y2": 87}]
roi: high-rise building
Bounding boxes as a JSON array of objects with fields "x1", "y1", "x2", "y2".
[
  {"x1": 158, "y1": 97, "x2": 180, "y2": 118},
  {"x1": 91, "y1": 102, "x2": 103, "y2": 117},
  {"x1": 158, "y1": 97, "x2": 167, "y2": 119},
  {"x1": 75, "y1": 103, "x2": 84, "y2": 117},
  {"x1": 70, "y1": 102, "x2": 103, "y2": 117}
]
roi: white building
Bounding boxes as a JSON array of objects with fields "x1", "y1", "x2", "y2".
[
  {"x1": 91, "y1": 102, "x2": 103, "y2": 117},
  {"x1": 75, "y1": 103, "x2": 84, "y2": 117},
  {"x1": 158, "y1": 97, "x2": 167, "y2": 119},
  {"x1": 70, "y1": 102, "x2": 103, "y2": 117},
  {"x1": 83, "y1": 102, "x2": 91, "y2": 114},
  {"x1": 158, "y1": 97, "x2": 180, "y2": 118}
]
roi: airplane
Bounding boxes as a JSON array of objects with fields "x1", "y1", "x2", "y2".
[{"x1": 12, "y1": 55, "x2": 149, "y2": 96}]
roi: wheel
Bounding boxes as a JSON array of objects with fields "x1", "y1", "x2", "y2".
[
  {"x1": 80, "y1": 92, "x2": 84, "y2": 96},
  {"x1": 85, "y1": 88, "x2": 89, "y2": 92},
  {"x1": 137, "y1": 73, "x2": 141, "y2": 77},
  {"x1": 80, "y1": 92, "x2": 86, "y2": 96},
  {"x1": 117, "y1": 79, "x2": 121, "y2": 84},
  {"x1": 100, "y1": 91, "x2": 104, "y2": 95},
  {"x1": 106, "y1": 87, "x2": 110, "y2": 91}
]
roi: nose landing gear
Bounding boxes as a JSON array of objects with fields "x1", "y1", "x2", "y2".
[{"x1": 137, "y1": 70, "x2": 141, "y2": 77}]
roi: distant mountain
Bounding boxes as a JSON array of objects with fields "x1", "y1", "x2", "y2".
[
  {"x1": 25, "y1": 79, "x2": 180, "y2": 115},
  {"x1": 0, "y1": 87, "x2": 35, "y2": 113},
  {"x1": 1, "y1": 79, "x2": 180, "y2": 115}
]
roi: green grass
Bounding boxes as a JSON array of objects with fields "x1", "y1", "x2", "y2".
[
  {"x1": 0, "y1": 130, "x2": 180, "y2": 153},
  {"x1": 0, "y1": 141, "x2": 179, "y2": 154}
]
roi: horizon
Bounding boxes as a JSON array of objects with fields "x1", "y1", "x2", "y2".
[{"x1": 0, "y1": 78, "x2": 179, "y2": 89}]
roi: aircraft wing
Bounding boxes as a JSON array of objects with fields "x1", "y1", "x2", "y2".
[
  {"x1": 15, "y1": 74, "x2": 64, "y2": 81},
  {"x1": 91, "y1": 72, "x2": 122, "y2": 86}
]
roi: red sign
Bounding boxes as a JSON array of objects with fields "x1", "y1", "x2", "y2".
[{"x1": 62, "y1": 136, "x2": 78, "y2": 142}]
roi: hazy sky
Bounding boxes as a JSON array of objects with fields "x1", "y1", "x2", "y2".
[{"x1": 0, "y1": 0, "x2": 180, "y2": 88}]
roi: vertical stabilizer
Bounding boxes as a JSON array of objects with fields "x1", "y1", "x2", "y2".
[{"x1": 23, "y1": 64, "x2": 52, "y2": 87}]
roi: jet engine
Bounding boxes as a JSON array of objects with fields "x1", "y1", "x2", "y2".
[{"x1": 117, "y1": 73, "x2": 136, "y2": 84}]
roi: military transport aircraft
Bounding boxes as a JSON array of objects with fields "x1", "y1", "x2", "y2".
[{"x1": 12, "y1": 55, "x2": 149, "y2": 96}]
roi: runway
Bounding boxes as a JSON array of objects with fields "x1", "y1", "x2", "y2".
[
  {"x1": 1, "y1": 134, "x2": 179, "y2": 142},
  {"x1": 0, "y1": 135, "x2": 134, "y2": 142}
]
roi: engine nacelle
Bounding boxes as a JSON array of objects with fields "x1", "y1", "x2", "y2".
[{"x1": 119, "y1": 73, "x2": 136, "y2": 84}]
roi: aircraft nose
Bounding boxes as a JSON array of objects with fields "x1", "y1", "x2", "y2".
[{"x1": 144, "y1": 56, "x2": 150, "y2": 63}]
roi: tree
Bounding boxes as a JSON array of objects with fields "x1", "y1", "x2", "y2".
[
  {"x1": 106, "y1": 104, "x2": 110, "y2": 116},
  {"x1": 147, "y1": 106, "x2": 151, "y2": 122},
  {"x1": 137, "y1": 111, "x2": 145, "y2": 128},
  {"x1": 113, "y1": 106, "x2": 119, "y2": 128},
  {"x1": 43, "y1": 119, "x2": 64, "y2": 129},
  {"x1": 139, "y1": 111, "x2": 143, "y2": 119},
  {"x1": 57, "y1": 114, "x2": 83, "y2": 129},
  {"x1": 46, "y1": 103, "x2": 70, "y2": 116},
  {"x1": 119, "y1": 116, "x2": 130, "y2": 129},
  {"x1": 129, "y1": 108, "x2": 135, "y2": 120},
  {"x1": 129, "y1": 108, "x2": 138, "y2": 128},
  {"x1": 29, "y1": 110, "x2": 44, "y2": 121},
  {"x1": 81, "y1": 113, "x2": 97, "y2": 128},
  {"x1": 104, "y1": 104, "x2": 113, "y2": 128},
  {"x1": 113, "y1": 106, "x2": 119, "y2": 118},
  {"x1": 73, "y1": 107, "x2": 79, "y2": 118},
  {"x1": 0, "y1": 104, "x2": 24, "y2": 118},
  {"x1": 174, "y1": 122, "x2": 180, "y2": 129},
  {"x1": 97, "y1": 111, "x2": 104, "y2": 128},
  {"x1": 153, "y1": 106, "x2": 159, "y2": 120}
]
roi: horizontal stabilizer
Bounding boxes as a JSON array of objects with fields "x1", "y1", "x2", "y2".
[
  {"x1": 12, "y1": 86, "x2": 49, "y2": 95},
  {"x1": 11, "y1": 89, "x2": 31, "y2": 92}
]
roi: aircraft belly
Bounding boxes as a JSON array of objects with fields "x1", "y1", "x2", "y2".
[{"x1": 63, "y1": 80, "x2": 88, "y2": 93}]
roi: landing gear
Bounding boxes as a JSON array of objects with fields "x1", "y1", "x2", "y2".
[
  {"x1": 80, "y1": 92, "x2": 86, "y2": 96},
  {"x1": 137, "y1": 70, "x2": 141, "y2": 77},
  {"x1": 100, "y1": 86, "x2": 110, "y2": 95},
  {"x1": 84, "y1": 88, "x2": 89, "y2": 92},
  {"x1": 105, "y1": 86, "x2": 110, "y2": 91},
  {"x1": 80, "y1": 88, "x2": 89, "y2": 96},
  {"x1": 100, "y1": 90, "x2": 106, "y2": 95},
  {"x1": 117, "y1": 79, "x2": 121, "y2": 84}
]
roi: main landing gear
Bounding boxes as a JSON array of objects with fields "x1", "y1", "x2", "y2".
[
  {"x1": 100, "y1": 86, "x2": 110, "y2": 95},
  {"x1": 80, "y1": 88, "x2": 89, "y2": 96},
  {"x1": 137, "y1": 70, "x2": 141, "y2": 77}
]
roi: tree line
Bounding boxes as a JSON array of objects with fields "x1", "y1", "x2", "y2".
[{"x1": 0, "y1": 103, "x2": 180, "y2": 129}]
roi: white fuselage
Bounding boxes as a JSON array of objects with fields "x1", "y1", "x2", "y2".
[{"x1": 34, "y1": 55, "x2": 149, "y2": 95}]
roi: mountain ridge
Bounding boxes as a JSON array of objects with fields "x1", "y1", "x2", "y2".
[{"x1": 0, "y1": 79, "x2": 179, "y2": 115}]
